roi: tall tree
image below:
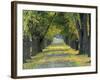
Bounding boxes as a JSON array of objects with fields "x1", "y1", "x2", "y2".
[{"x1": 74, "y1": 13, "x2": 90, "y2": 56}]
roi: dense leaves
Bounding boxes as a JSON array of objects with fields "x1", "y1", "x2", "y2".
[{"x1": 23, "y1": 10, "x2": 91, "y2": 63}]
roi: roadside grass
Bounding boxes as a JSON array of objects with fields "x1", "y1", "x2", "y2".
[{"x1": 23, "y1": 53, "x2": 45, "y2": 69}]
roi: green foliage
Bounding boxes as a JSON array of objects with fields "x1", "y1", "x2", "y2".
[
  {"x1": 59, "y1": 13, "x2": 79, "y2": 40},
  {"x1": 23, "y1": 10, "x2": 90, "y2": 42},
  {"x1": 23, "y1": 11, "x2": 56, "y2": 39},
  {"x1": 23, "y1": 10, "x2": 91, "y2": 66},
  {"x1": 45, "y1": 25, "x2": 62, "y2": 40}
]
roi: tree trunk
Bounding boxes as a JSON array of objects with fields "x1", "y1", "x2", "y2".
[
  {"x1": 79, "y1": 28, "x2": 84, "y2": 54},
  {"x1": 75, "y1": 14, "x2": 90, "y2": 55},
  {"x1": 31, "y1": 37, "x2": 42, "y2": 56},
  {"x1": 79, "y1": 14, "x2": 90, "y2": 55},
  {"x1": 41, "y1": 38, "x2": 51, "y2": 49},
  {"x1": 23, "y1": 35, "x2": 31, "y2": 63}
]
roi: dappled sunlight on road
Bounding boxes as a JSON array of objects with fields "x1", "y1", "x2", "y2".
[{"x1": 23, "y1": 36, "x2": 90, "y2": 69}]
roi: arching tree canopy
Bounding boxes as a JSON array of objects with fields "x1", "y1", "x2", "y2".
[
  {"x1": 23, "y1": 11, "x2": 81, "y2": 41},
  {"x1": 23, "y1": 10, "x2": 91, "y2": 63}
]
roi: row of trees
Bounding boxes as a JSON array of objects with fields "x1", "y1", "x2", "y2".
[{"x1": 23, "y1": 10, "x2": 91, "y2": 63}]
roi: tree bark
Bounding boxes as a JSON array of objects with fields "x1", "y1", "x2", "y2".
[
  {"x1": 31, "y1": 37, "x2": 42, "y2": 56},
  {"x1": 79, "y1": 14, "x2": 90, "y2": 55},
  {"x1": 23, "y1": 35, "x2": 31, "y2": 63},
  {"x1": 74, "y1": 14, "x2": 90, "y2": 55}
]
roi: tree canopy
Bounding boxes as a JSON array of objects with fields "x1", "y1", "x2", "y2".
[{"x1": 23, "y1": 10, "x2": 91, "y2": 63}]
